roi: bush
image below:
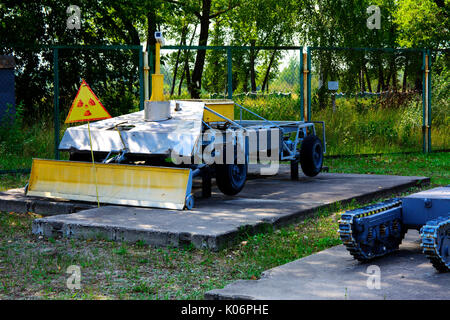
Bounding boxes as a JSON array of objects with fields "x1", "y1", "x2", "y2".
[
  {"x1": 0, "y1": 102, "x2": 25, "y2": 155},
  {"x1": 0, "y1": 102, "x2": 54, "y2": 169}
]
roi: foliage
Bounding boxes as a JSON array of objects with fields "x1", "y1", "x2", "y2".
[
  {"x1": 394, "y1": 0, "x2": 449, "y2": 49},
  {"x1": 0, "y1": 0, "x2": 447, "y2": 164},
  {"x1": 236, "y1": 94, "x2": 448, "y2": 155},
  {"x1": 431, "y1": 63, "x2": 450, "y2": 147}
]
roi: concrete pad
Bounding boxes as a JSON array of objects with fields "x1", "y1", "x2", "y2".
[
  {"x1": 30, "y1": 165, "x2": 429, "y2": 250},
  {"x1": 0, "y1": 188, "x2": 95, "y2": 216},
  {"x1": 205, "y1": 230, "x2": 450, "y2": 300}
]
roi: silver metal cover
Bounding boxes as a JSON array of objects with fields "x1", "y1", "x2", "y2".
[
  {"x1": 59, "y1": 100, "x2": 205, "y2": 157},
  {"x1": 144, "y1": 100, "x2": 171, "y2": 121}
]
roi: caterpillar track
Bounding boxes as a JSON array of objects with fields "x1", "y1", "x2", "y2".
[
  {"x1": 338, "y1": 198, "x2": 404, "y2": 261},
  {"x1": 421, "y1": 216, "x2": 450, "y2": 272},
  {"x1": 339, "y1": 187, "x2": 449, "y2": 273}
]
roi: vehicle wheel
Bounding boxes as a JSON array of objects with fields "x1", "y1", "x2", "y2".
[
  {"x1": 215, "y1": 163, "x2": 248, "y2": 195},
  {"x1": 300, "y1": 135, "x2": 323, "y2": 177}
]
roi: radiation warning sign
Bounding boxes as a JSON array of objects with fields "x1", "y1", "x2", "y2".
[{"x1": 65, "y1": 80, "x2": 112, "y2": 123}]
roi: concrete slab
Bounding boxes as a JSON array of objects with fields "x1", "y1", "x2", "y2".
[
  {"x1": 0, "y1": 188, "x2": 95, "y2": 216},
  {"x1": 205, "y1": 230, "x2": 450, "y2": 300},
  {"x1": 30, "y1": 165, "x2": 429, "y2": 250}
]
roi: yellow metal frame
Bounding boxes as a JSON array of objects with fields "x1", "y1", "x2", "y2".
[
  {"x1": 179, "y1": 99, "x2": 235, "y2": 122},
  {"x1": 27, "y1": 159, "x2": 193, "y2": 210},
  {"x1": 203, "y1": 100, "x2": 235, "y2": 122}
]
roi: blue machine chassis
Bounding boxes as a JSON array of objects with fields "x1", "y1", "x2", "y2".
[{"x1": 339, "y1": 186, "x2": 449, "y2": 272}]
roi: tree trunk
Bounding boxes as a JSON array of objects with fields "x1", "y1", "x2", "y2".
[
  {"x1": 147, "y1": 11, "x2": 158, "y2": 70},
  {"x1": 170, "y1": 26, "x2": 188, "y2": 96},
  {"x1": 402, "y1": 59, "x2": 408, "y2": 92},
  {"x1": 178, "y1": 68, "x2": 185, "y2": 96},
  {"x1": 385, "y1": 71, "x2": 391, "y2": 90},
  {"x1": 189, "y1": 0, "x2": 212, "y2": 98},
  {"x1": 184, "y1": 53, "x2": 192, "y2": 91},
  {"x1": 171, "y1": 50, "x2": 181, "y2": 96},
  {"x1": 363, "y1": 64, "x2": 372, "y2": 92},
  {"x1": 243, "y1": 69, "x2": 249, "y2": 92},
  {"x1": 377, "y1": 64, "x2": 384, "y2": 92},
  {"x1": 391, "y1": 57, "x2": 397, "y2": 92},
  {"x1": 360, "y1": 69, "x2": 366, "y2": 92},
  {"x1": 261, "y1": 50, "x2": 277, "y2": 92}
]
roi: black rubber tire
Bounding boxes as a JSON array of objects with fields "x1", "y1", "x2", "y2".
[
  {"x1": 300, "y1": 135, "x2": 323, "y2": 177},
  {"x1": 215, "y1": 163, "x2": 248, "y2": 195}
]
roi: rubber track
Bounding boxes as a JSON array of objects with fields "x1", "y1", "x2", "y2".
[
  {"x1": 421, "y1": 216, "x2": 450, "y2": 272},
  {"x1": 338, "y1": 199, "x2": 403, "y2": 261}
]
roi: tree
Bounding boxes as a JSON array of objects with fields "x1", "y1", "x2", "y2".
[
  {"x1": 228, "y1": 0, "x2": 300, "y2": 92},
  {"x1": 164, "y1": 0, "x2": 239, "y2": 98},
  {"x1": 0, "y1": 0, "x2": 161, "y2": 121},
  {"x1": 394, "y1": 0, "x2": 449, "y2": 49}
]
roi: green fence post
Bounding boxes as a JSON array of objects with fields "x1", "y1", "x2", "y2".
[
  {"x1": 422, "y1": 50, "x2": 426, "y2": 153},
  {"x1": 422, "y1": 50, "x2": 425, "y2": 153},
  {"x1": 53, "y1": 48, "x2": 60, "y2": 160},
  {"x1": 227, "y1": 47, "x2": 233, "y2": 99},
  {"x1": 300, "y1": 47, "x2": 304, "y2": 121},
  {"x1": 307, "y1": 47, "x2": 312, "y2": 121},
  {"x1": 427, "y1": 50, "x2": 432, "y2": 153},
  {"x1": 422, "y1": 49, "x2": 432, "y2": 153}
]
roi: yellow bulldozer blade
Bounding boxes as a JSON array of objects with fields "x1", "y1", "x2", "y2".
[{"x1": 26, "y1": 159, "x2": 194, "y2": 210}]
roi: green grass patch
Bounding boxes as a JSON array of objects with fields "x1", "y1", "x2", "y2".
[
  {"x1": 324, "y1": 152, "x2": 450, "y2": 186},
  {"x1": 0, "y1": 207, "x2": 344, "y2": 300},
  {"x1": 234, "y1": 93, "x2": 449, "y2": 155},
  {"x1": 0, "y1": 152, "x2": 446, "y2": 301}
]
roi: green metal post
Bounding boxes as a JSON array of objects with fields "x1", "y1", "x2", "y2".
[
  {"x1": 53, "y1": 48, "x2": 60, "y2": 160},
  {"x1": 427, "y1": 51, "x2": 432, "y2": 152},
  {"x1": 422, "y1": 50, "x2": 426, "y2": 153},
  {"x1": 300, "y1": 47, "x2": 304, "y2": 121},
  {"x1": 422, "y1": 50, "x2": 432, "y2": 153},
  {"x1": 307, "y1": 47, "x2": 312, "y2": 121},
  {"x1": 139, "y1": 47, "x2": 144, "y2": 110},
  {"x1": 227, "y1": 48, "x2": 233, "y2": 99}
]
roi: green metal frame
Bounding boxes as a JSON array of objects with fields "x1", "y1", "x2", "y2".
[
  {"x1": 307, "y1": 47, "x2": 312, "y2": 122},
  {"x1": 421, "y1": 49, "x2": 432, "y2": 153},
  {"x1": 299, "y1": 49, "x2": 304, "y2": 121},
  {"x1": 158, "y1": 45, "x2": 305, "y2": 116},
  {"x1": 308, "y1": 46, "x2": 439, "y2": 153}
]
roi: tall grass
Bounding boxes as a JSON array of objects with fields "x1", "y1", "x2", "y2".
[
  {"x1": 0, "y1": 102, "x2": 55, "y2": 170},
  {"x1": 1, "y1": 87, "x2": 448, "y2": 170},
  {"x1": 235, "y1": 93, "x2": 448, "y2": 156}
]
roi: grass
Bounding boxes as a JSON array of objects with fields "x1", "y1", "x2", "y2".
[
  {"x1": 0, "y1": 207, "x2": 341, "y2": 300},
  {"x1": 235, "y1": 94, "x2": 449, "y2": 155},
  {"x1": 326, "y1": 152, "x2": 450, "y2": 187},
  {"x1": 0, "y1": 152, "x2": 448, "y2": 299},
  {"x1": 0, "y1": 90, "x2": 448, "y2": 299}
]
